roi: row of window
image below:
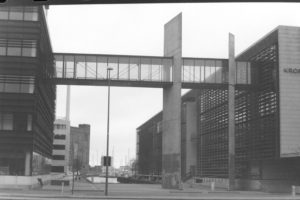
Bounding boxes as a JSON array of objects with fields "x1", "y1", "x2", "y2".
[
  {"x1": 0, "y1": 113, "x2": 32, "y2": 131},
  {"x1": 0, "y1": 75, "x2": 35, "y2": 93},
  {"x1": 0, "y1": 39, "x2": 37, "y2": 57},
  {"x1": 0, "y1": 7, "x2": 38, "y2": 21},
  {"x1": 54, "y1": 124, "x2": 67, "y2": 130}
]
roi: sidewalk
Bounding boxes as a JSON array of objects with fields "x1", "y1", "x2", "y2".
[{"x1": 0, "y1": 179, "x2": 300, "y2": 200}]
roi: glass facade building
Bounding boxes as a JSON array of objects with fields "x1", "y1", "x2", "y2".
[{"x1": 0, "y1": 6, "x2": 55, "y2": 176}]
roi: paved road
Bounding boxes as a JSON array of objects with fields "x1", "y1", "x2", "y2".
[{"x1": 0, "y1": 179, "x2": 300, "y2": 200}]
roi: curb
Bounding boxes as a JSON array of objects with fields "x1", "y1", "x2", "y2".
[{"x1": 1, "y1": 193, "x2": 300, "y2": 200}]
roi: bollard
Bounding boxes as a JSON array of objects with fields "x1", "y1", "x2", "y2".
[
  {"x1": 292, "y1": 185, "x2": 296, "y2": 196},
  {"x1": 211, "y1": 182, "x2": 215, "y2": 192},
  {"x1": 61, "y1": 181, "x2": 64, "y2": 193}
]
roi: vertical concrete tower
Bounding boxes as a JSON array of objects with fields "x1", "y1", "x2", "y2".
[
  {"x1": 162, "y1": 13, "x2": 182, "y2": 189},
  {"x1": 228, "y1": 33, "x2": 236, "y2": 190}
]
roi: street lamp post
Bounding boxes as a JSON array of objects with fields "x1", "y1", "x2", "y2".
[{"x1": 105, "y1": 67, "x2": 113, "y2": 196}]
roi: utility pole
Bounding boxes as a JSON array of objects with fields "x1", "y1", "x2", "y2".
[{"x1": 71, "y1": 144, "x2": 75, "y2": 194}]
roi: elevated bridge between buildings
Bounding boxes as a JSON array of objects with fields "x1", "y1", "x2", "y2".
[
  {"x1": 50, "y1": 13, "x2": 251, "y2": 190},
  {"x1": 52, "y1": 53, "x2": 252, "y2": 90}
]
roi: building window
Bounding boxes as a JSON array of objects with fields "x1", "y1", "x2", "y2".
[
  {"x1": 0, "y1": 46, "x2": 6, "y2": 55},
  {"x1": 0, "y1": 82, "x2": 3, "y2": 91},
  {"x1": 22, "y1": 47, "x2": 36, "y2": 57},
  {"x1": 51, "y1": 166, "x2": 64, "y2": 173},
  {"x1": 54, "y1": 134, "x2": 66, "y2": 140},
  {"x1": 20, "y1": 83, "x2": 34, "y2": 93},
  {"x1": 5, "y1": 82, "x2": 19, "y2": 92},
  {"x1": 9, "y1": 7, "x2": 23, "y2": 20},
  {"x1": 0, "y1": 8, "x2": 9, "y2": 20},
  {"x1": 53, "y1": 155, "x2": 65, "y2": 160},
  {"x1": 0, "y1": 113, "x2": 13, "y2": 130},
  {"x1": 7, "y1": 40, "x2": 21, "y2": 56},
  {"x1": 0, "y1": 39, "x2": 6, "y2": 55},
  {"x1": 0, "y1": 75, "x2": 35, "y2": 94},
  {"x1": 53, "y1": 145, "x2": 65, "y2": 150},
  {"x1": 157, "y1": 121, "x2": 162, "y2": 133},
  {"x1": 24, "y1": 7, "x2": 38, "y2": 21},
  {"x1": 0, "y1": 6, "x2": 38, "y2": 22},
  {"x1": 0, "y1": 39, "x2": 37, "y2": 57},
  {"x1": 22, "y1": 40, "x2": 37, "y2": 57},
  {"x1": 27, "y1": 114, "x2": 32, "y2": 131}
]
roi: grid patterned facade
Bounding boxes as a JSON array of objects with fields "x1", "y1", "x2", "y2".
[
  {"x1": 137, "y1": 29, "x2": 283, "y2": 183},
  {"x1": 136, "y1": 113, "x2": 162, "y2": 175},
  {"x1": 137, "y1": 91, "x2": 196, "y2": 177},
  {"x1": 197, "y1": 89, "x2": 229, "y2": 178},
  {"x1": 197, "y1": 33, "x2": 279, "y2": 179}
]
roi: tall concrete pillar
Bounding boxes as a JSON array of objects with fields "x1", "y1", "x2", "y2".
[
  {"x1": 65, "y1": 86, "x2": 71, "y2": 172},
  {"x1": 24, "y1": 151, "x2": 31, "y2": 176},
  {"x1": 185, "y1": 101, "x2": 197, "y2": 175},
  {"x1": 228, "y1": 33, "x2": 236, "y2": 190},
  {"x1": 162, "y1": 13, "x2": 182, "y2": 189},
  {"x1": 66, "y1": 85, "x2": 71, "y2": 121}
]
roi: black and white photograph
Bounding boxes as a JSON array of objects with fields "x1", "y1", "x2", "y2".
[{"x1": 0, "y1": 1, "x2": 300, "y2": 199}]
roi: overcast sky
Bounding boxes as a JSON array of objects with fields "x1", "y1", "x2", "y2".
[{"x1": 47, "y1": 3, "x2": 300, "y2": 168}]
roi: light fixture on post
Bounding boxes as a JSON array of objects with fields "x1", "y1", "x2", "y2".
[{"x1": 105, "y1": 67, "x2": 113, "y2": 196}]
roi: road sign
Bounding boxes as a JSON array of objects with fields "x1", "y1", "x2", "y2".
[{"x1": 102, "y1": 156, "x2": 111, "y2": 166}]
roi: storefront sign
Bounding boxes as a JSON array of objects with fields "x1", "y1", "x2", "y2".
[{"x1": 283, "y1": 68, "x2": 300, "y2": 73}]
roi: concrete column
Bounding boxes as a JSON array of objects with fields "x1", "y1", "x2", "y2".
[
  {"x1": 228, "y1": 33, "x2": 236, "y2": 190},
  {"x1": 66, "y1": 85, "x2": 71, "y2": 121},
  {"x1": 162, "y1": 13, "x2": 182, "y2": 189},
  {"x1": 185, "y1": 102, "x2": 197, "y2": 175},
  {"x1": 24, "y1": 151, "x2": 31, "y2": 176}
]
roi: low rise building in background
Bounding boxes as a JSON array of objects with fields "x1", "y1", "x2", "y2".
[
  {"x1": 70, "y1": 124, "x2": 90, "y2": 174},
  {"x1": 51, "y1": 119, "x2": 70, "y2": 174}
]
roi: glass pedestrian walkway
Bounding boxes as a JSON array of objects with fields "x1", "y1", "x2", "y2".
[{"x1": 53, "y1": 53, "x2": 251, "y2": 88}]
